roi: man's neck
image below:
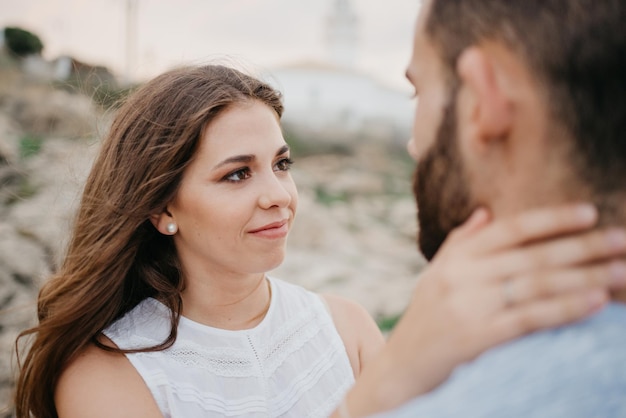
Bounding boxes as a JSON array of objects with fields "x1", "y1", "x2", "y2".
[{"x1": 494, "y1": 196, "x2": 626, "y2": 304}]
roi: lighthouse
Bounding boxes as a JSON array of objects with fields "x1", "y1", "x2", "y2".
[{"x1": 326, "y1": 0, "x2": 358, "y2": 70}]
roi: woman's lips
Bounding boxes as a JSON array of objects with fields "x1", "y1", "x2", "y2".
[{"x1": 248, "y1": 220, "x2": 289, "y2": 239}]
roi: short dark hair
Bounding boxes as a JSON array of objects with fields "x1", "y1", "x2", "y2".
[{"x1": 425, "y1": 0, "x2": 626, "y2": 196}]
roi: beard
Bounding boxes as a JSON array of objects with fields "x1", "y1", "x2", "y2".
[{"x1": 413, "y1": 88, "x2": 476, "y2": 261}]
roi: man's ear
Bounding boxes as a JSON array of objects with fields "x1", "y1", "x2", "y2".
[{"x1": 457, "y1": 46, "x2": 513, "y2": 146}]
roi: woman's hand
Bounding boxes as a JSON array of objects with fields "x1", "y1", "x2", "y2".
[{"x1": 337, "y1": 203, "x2": 626, "y2": 417}]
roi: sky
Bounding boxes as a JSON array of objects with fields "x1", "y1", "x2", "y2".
[{"x1": 0, "y1": 0, "x2": 421, "y2": 91}]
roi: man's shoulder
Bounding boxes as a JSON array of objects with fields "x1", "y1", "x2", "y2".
[
  {"x1": 380, "y1": 303, "x2": 626, "y2": 418},
  {"x1": 470, "y1": 302, "x2": 626, "y2": 374}
]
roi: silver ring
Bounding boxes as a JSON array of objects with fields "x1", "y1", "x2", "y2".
[{"x1": 502, "y1": 280, "x2": 515, "y2": 307}]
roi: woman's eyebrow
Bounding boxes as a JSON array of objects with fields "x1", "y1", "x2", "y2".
[
  {"x1": 213, "y1": 144, "x2": 289, "y2": 170},
  {"x1": 213, "y1": 154, "x2": 254, "y2": 170},
  {"x1": 276, "y1": 144, "x2": 290, "y2": 156}
]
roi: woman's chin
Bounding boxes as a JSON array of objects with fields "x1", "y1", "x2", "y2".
[{"x1": 248, "y1": 251, "x2": 286, "y2": 275}]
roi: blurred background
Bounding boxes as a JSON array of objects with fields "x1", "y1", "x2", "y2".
[
  {"x1": 0, "y1": 0, "x2": 419, "y2": 88},
  {"x1": 0, "y1": 0, "x2": 425, "y2": 413}
]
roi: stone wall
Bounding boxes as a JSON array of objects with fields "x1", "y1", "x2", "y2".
[{"x1": 0, "y1": 71, "x2": 102, "y2": 415}]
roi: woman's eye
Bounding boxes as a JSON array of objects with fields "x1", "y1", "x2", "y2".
[
  {"x1": 274, "y1": 158, "x2": 294, "y2": 172},
  {"x1": 223, "y1": 168, "x2": 251, "y2": 182}
]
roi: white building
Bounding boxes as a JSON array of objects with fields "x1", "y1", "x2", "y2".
[
  {"x1": 269, "y1": 63, "x2": 412, "y2": 145},
  {"x1": 266, "y1": 0, "x2": 412, "y2": 146}
]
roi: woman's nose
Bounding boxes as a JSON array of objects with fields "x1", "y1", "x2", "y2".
[{"x1": 258, "y1": 174, "x2": 292, "y2": 209}]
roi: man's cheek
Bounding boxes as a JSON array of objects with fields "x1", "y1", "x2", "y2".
[{"x1": 412, "y1": 118, "x2": 436, "y2": 158}]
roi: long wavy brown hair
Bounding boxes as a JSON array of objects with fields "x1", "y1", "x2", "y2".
[{"x1": 14, "y1": 64, "x2": 284, "y2": 418}]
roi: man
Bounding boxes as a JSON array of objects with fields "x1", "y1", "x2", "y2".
[{"x1": 379, "y1": 0, "x2": 626, "y2": 416}]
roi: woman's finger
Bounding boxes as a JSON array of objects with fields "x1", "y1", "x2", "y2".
[
  {"x1": 488, "y1": 289, "x2": 608, "y2": 346},
  {"x1": 501, "y1": 260, "x2": 626, "y2": 306},
  {"x1": 443, "y1": 208, "x2": 491, "y2": 243},
  {"x1": 468, "y1": 203, "x2": 598, "y2": 256},
  {"x1": 484, "y1": 228, "x2": 626, "y2": 281}
]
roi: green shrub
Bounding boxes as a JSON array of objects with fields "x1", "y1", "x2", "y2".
[
  {"x1": 19, "y1": 134, "x2": 43, "y2": 159},
  {"x1": 91, "y1": 83, "x2": 135, "y2": 109},
  {"x1": 5, "y1": 178, "x2": 38, "y2": 205},
  {"x1": 376, "y1": 313, "x2": 402, "y2": 332},
  {"x1": 4, "y1": 27, "x2": 44, "y2": 57},
  {"x1": 16, "y1": 178, "x2": 37, "y2": 200},
  {"x1": 53, "y1": 78, "x2": 136, "y2": 110},
  {"x1": 314, "y1": 185, "x2": 350, "y2": 206}
]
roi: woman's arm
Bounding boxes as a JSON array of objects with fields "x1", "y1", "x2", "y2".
[
  {"x1": 55, "y1": 341, "x2": 163, "y2": 418},
  {"x1": 331, "y1": 204, "x2": 626, "y2": 417},
  {"x1": 322, "y1": 293, "x2": 386, "y2": 377}
]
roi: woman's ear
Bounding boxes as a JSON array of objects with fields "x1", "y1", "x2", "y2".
[
  {"x1": 150, "y1": 210, "x2": 177, "y2": 235},
  {"x1": 457, "y1": 46, "x2": 513, "y2": 147}
]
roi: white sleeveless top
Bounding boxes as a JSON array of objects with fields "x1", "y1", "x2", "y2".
[{"x1": 103, "y1": 277, "x2": 355, "y2": 417}]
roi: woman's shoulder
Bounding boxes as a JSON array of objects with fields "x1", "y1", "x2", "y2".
[
  {"x1": 103, "y1": 298, "x2": 172, "y2": 350},
  {"x1": 55, "y1": 340, "x2": 162, "y2": 418},
  {"x1": 320, "y1": 293, "x2": 385, "y2": 376},
  {"x1": 270, "y1": 278, "x2": 381, "y2": 342},
  {"x1": 320, "y1": 293, "x2": 383, "y2": 341}
]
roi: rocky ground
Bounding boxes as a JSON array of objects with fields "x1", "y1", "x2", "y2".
[{"x1": 0, "y1": 67, "x2": 425, "y2": 415}]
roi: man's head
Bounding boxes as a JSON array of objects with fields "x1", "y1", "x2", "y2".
[{"x1": 406, "y1": 0, "x2": 626, "y2": 260}]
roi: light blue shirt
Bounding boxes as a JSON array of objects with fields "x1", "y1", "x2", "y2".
[{"x1": 376, "y1": 303, "x2": 626, "y2": 418}]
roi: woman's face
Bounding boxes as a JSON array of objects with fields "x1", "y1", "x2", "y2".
[{"x1": 167, "y1": 100, "x2": 298, "y2": 279}]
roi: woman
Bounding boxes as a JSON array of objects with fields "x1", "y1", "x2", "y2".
[{"x1": 15, "y1": 65, "x2": 625, "y2": 418}]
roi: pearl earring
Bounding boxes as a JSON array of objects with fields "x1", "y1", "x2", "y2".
[{"x1": 166, "y1": 223, "x2": 177, "y2": 234}]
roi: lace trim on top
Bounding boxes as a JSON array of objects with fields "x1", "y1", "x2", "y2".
[{"x1": 103, "y1": 277, "x2": 355, "y2": 417}]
